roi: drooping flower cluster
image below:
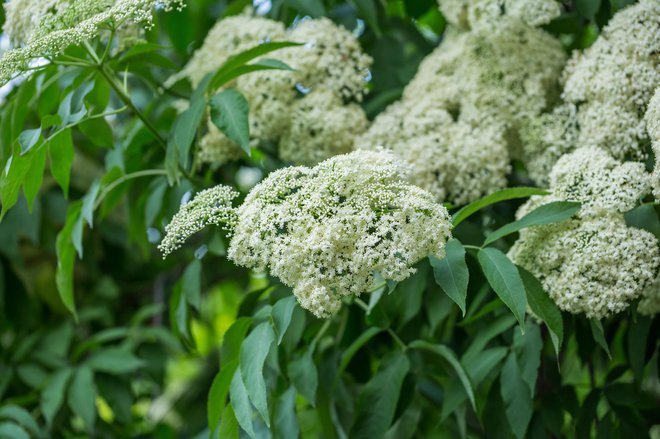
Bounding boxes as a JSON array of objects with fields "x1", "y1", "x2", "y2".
[
  {"x1": 359, "y1": 14, "x2": 565, "y2": 204},
  {"x1": 520, "y1": 0, "x2": 660, "y2": 183},
  {"x1": 181, "y1": 12, "x2": 372, "y2": 167},
  {"x1": 647, "y1": 88, "x2": 660, "y2": 199},
  {"x1": 158, "y1": 185, "x2": 239, "y2": 258},
  {"x1": 509, "y1": 148, "x2": 658, "y2": 319},
  {"x1": 0, "y1": 0, "x2": 184, "y2": 85},
  {"x1": 227, "y1": 150, "x2": 452, "y2": 318},
  {"x1": 438, "y1": 0, "x2": 562, "y2": 29}
]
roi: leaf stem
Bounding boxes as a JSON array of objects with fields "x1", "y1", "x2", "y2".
[{"x1": 94, "y1": 169, "x2": 169, "y2": 210}]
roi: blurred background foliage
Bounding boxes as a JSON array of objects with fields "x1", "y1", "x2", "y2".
[{"x1": 0, "y1": 0, "x2": 658, "y2": 438}]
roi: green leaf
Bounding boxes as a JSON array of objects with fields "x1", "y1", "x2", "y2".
[
  {"x1": 283, "y1": 0, "x2": 326, "y2": 16},
  {"x1": 477, "y1": 248, "x2": 527, "y2": 328},
  {"x1": 337, "y1": 326, "x2": 383, "y2": 377},
  {"x1": 144, "y1": 178, "x2": 167, "y2": 227},
  {"x1": 78, "y1": 117, "x2": 113, "y2": 148},
  {"x1": 41, "y1": 368, "x2": 73, "y2": 427},
  {"x1": 589, "y1": 319, "x2": 611, "y2": 358},
  {"x1": 409, "y1": 341, "x2": 476, "y2": 412},
  {"x1": 239, "y1": 322, "x2": 275, "y2": 426},
  {"x1": 0, "y1": 405, "x2": 41, "y2": 436},
  {"x1": 273, "y1": 387, "x2": 299, "y2": 439},
  {"x1": 575, "y1": 0, "x2": 602, "y2": 19},
  {"x1": 209, "y1": 42, "x2": 301, "y2": 91},
  {"x1": 18, "y1": 129, "x2": 41, "y2": 155},
  {"x1": 81, "y1": 180, "x2": 101, "y2": 228},
  {"x1": 500, "y1": 352, "x2": 533, "y2": 439},
  {"x1": 181, "y1": 260, "x2": 202, "y2": 311},
  {"x1": 0, "y1": 422, "x2": 30, "y2": 439},
  {"x1": 0, "y1": 151, "x2": 32, "y2": 220},
  {"x1": 171, "y1": 75, "x2": 211, "y2": 170},
  {"x1": 86, "y1": 347, "x2": 144, "y2": 374},
  {"x1": 210, "y1": 89, "x2": 251, "y2": 155},
  {"x1": 48, "y1": 129, "x2": 74, "y2": 198},
  {"x1": 350, "y1": 0, "x2": 382, "y2": 36},
  {"x1": 288, "y1": 349, "x2": 318, "y2": 406},
  {"x1": 452, "y1": 187, "x2": 548, "y2": 227},
  {"x1": 271, "y1": 296, "x2": 297, "y2": 345},
  {"x1": 230, "y1": 368, "x2": 255, "y2": 438},
  {"x1": 221, "y1": 318, "x2": 253, "y2": 367},
  {"x1": 519, "y1": 267, "x2": 563, "y2": 356},
  {"x1": 217, "y1": 404, "x2": 239, "y2": 439},
  {"x1": 67, "y1": 366, "x2": 96, "y2": 431},
  {"x1": 349, "y1": 352, "x2": 410, "y2": 439},
  {"x1": 513, "y1": 322, "x2": 542, "y2": 396},
  {"x1": 23, "y1": 146, "x2": 47, "y2": 210},
  {"x1": 208, "y1": 360, "x2": 239, "y2": 438},
  {"x1": 483, "y1": 201, "x2": 580, "y2": 245},
  {"x1": 430, "y1": 239, "x2": 469, "y2": 315},
  {"x1": 628, "y1": 315, "x2": 651, "y2": 382},
  {"x1": 625, "y1": 204, "x2": 660, "y2": 239},
  {"x1": 251, "y1": 58, "x2": 295, "y2": 71},
  {"x1": 55, "y1": 202, "x2": 82, "y2": 319},
  {"x1": 576, "y1": 390, "x2": 600, "y2": 438}
]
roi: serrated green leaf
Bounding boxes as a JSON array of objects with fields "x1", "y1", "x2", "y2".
[
  {"x1": 18, "y1": 129, "x2": 41, "y2": 155},
  {"x1": 86, "y1": 347, "x2": 144, "y2": 374},
  {"x1": 589, "y1": 319, "x2": 610, "y2": 358},
  {"x1": 210, "y1": 89, "x2": 250, "y2": 155},
  {"x1": 221, "y1": 318, "x2": 253, "y2": 367},
  {"x1": 271, "y1": 296, "x2": 296, "y2": 345},
  {"x1": 67, "y1": 366, "x2": 96, "y2": 431},
  {"x1": 430, "y1": 239, "x2": 469, "y2": 315},
  {"x1": 519, "y1": 267, "x2": 563, "y2": 356},
  {"x1": 477, "y1": 248, "x2": 527, "y2": 328},
  {"x1": 230, "y1": 368, "x2": 255, "y2": 438},
  {"x1": 289, "y1": 349, "x2": 318, "y2": 406},
  {"x1": 208, "y1": 360, "x2": 238, "y2": 438},
  {"x1": 483, "y1": 201, "x2": 580, "y2": 245},
  {"x1": 410, "y1": 341, "x2": 476, "y2": 412},
  {"x1": 500, "y1": 352, "x2": 533, "y2": 439},
  {"x1": 56, "y1": 202, "x2": 82, "y2": 319},
  {"x1": 48, "y1": 128, "x2": 74, "y2": 199},
  {"x1": 171, "y1": 75, "x2": 211, "y2": 170},
  {"x1": 41, "y1": 368, "x2": 73, "y2": 427},
  {"x1": 81, "y1": 180, "x2": 101, "y2": 229},
  {"x1": 349, "y1": 352, "x2": 410, "y2": 439},
  {"x1": 239, "y1": 322, "x2": 275, "y2": 426},
  {"x1": 217, "y1": 404, "x2": 239, "y2": 439},
  {"x1": 452, "y1": 187, "x2": 548, "y2": 227}
]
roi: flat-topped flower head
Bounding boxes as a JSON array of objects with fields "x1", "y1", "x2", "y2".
[
  {"x1": 509, "y1": 214, "x2": 659, "y2": 319},
  {"x1": 227, "y1": 150, "x2": 452, "y2": 317},
  {"x1": 159, "y1": 185, "x2": 239, "y2": 257},
  {"x1": 438, "y1": 0, "x2": 562, "y2": 29},
  {"x1": 357, "y1": 99, "x2": 509, "y2": 205},
  {"x1": 0, "y1": 0, "x2": 183, "y2": 84}
]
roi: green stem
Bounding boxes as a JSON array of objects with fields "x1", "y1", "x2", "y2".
[
  {"x1": 354, "y1": 298, "x2": 407, "y2": 351},
  {"x1": 311, "y1": 319, "x2": 332, "y2": 349},
  {"x1": 94, "y1": 169, "x2": 168, "y2": 210},
  {"x1": 463, "y1": 244, "x2": 482, "y2": 251}
]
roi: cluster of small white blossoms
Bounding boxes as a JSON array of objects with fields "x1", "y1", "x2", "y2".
[
  {"x1": 509, "y1": 148, "x2": 659, "y2": 319},
  {"x1": 639, "y1": 274, "x2": 660, "y2": 316},
  {"x1": 0, "y1": 0, "x2": 184, "y2": 85},
  {"x1": 437, "y1": 0, "x2": 562, "y2": 29},
  {"x1": 227, "y1": 150, "x2": 452, "y2": 318},
  {"x1": 646, "y1": 88, "x2": 660, "y2": 199},
  {"x1": 181, "y1": 12, "x2": 372, "y2": 167},
  {"x1": 158, "y1": 185, "x2": 239, "y2": 258},
  {"x1": 359, "y1": 12, "x2": 564, "y2": 204},
  {"x1": 356, "y1": 99, "x2": 509, "y2": 205}
]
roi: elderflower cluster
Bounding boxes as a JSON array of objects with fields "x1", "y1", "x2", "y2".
[
  {"x1": 357, "y1": 100, "x2": 509, "y2": 205},
  {"x1": 159, "y1": 185, "x2": 239, "y2": 257},
  {"x1": 438, "y1": 0, "x2": 562, "y2": 29},
  {"x1": 569, "y1": 2, "x2": 657, "y2": 157},
  {"x1": 509, "y1": 148, "x2": 658, "y2": 319},
  {"x1": 639, "y1": 274, "x2": 660, "y2": 316},
  {"x1": 227, "y1": 150, "x2": 452, "y2": 318},
  {"x1": 181, "y1": 13, "x2": 372, "y2": 167},
  {"x1": 359, "y1": 17, "x2": 564, "y2": 204},
  {"x1": 0, "y1": 0, "x2": 183, "y2": 85},
  {"x1": 647, "y1": 88, "x2": 660, "y2": 199},
  {"x1": 509, "y1": 214, "x2": 659, "y2": 319}
]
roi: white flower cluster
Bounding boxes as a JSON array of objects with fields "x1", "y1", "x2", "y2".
[
  {"x1": 182, "y1": 13, "x2": 372, "y2": 167},
  {"x1": 639, "y1": 274, "x2": 660, "y2": 316},
  {"x1": 357, "y1": 100, "x2": 509, "y2": 205},
  {"x1": 0, "y1": 0, "x2": 183, "y2": 85},
  {"x1": 438, "y1": 0, "x2": 562, "y2": 29},
  {"x1": 359, "y1": 16, "x2": 564, "y2": 204},
  {"x1": 227, "y1": 150, "x2": 452, "y2": 318},
  {"x1": 158, "y1": 185, "x2": 239, "y2": 257},
  {"x1": 521, "y1": 1, "x2": 660, "y2": 182},
  {"x1": 647, "y1": 88, "x2": 660, "y2": 199},
  {"x1": 510, "y1": 148, "x2": 658, "y2": 319}
]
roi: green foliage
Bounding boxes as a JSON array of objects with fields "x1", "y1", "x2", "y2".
[{"x1": 0, "y1": 1, "x2": 657, "y2": 438}]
